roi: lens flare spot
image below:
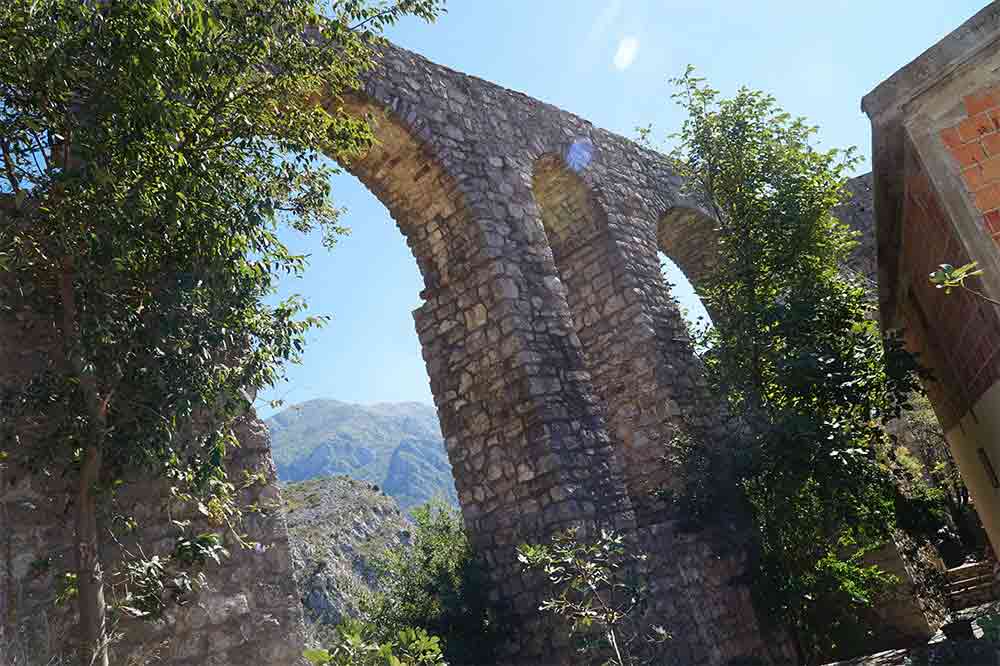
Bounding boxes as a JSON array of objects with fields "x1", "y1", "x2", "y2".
[{"x1": 566, "y1": 138, "x2": 594, "y2": 173}]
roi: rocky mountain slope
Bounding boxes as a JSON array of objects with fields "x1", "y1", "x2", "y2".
[
  {"x1": 282, "y1": 475, "x2": 411, "y2": 629},
  {"x1": 266, "y1": 399, "x2": 457, "y2": 510}
]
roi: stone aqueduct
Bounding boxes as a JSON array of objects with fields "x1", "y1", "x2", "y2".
[
  {"x1": 3, "y1": 42, "x2": 891, "y2": 665},
  {"x1": 339, "y1": 43, "x2": 779, "y2": 663}
]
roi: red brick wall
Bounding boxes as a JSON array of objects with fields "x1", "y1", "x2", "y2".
[
  {"x1": 940, "y1": 86, "x2": 1000, "y2": 246},
  {"x1": 902, "y1": 154, "x2": 1000, "y2": 426}
]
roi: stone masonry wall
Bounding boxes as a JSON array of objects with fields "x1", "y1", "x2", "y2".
[{"x1": 334, "y1": 44, "x2": 789, "y2": 664}]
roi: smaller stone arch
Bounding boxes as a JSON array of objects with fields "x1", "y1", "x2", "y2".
[
  {"x1": 531, "y1": 152, "x2": 678, "y2": 519},
  {"x1": 531, "y1": 152, "x2": 607, "y2": 259},
  {"x1": 657, "y1": 204, "x2": 720, "y2": 294},
  {"x1": 530, "y1": 150, "x2": 616, "y2": 369}
]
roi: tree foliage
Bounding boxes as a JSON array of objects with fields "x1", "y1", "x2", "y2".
[
  {"x1": 358, "y1": 502, "x2": 502, "y2": 665},
  {"x1": 304, "y1": 621, "x2": 446, "y2": 666},
  {"x1": 665, "y1": 68, "x2": 923, "y2": 661},
  {"x1": 0, "y1": 1, "x2": 441, "y2": 663},
  {"x1": 518, "y1": 528, "x2": 666, "y2": 666}
]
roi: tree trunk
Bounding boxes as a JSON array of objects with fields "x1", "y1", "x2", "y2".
[
  {"x1": 2, "y1": 453, "x2": 11, "y2": 654},
  {"x1": 75, "y1": 445, "x2": 108, "y2": 666},
  {"x1": 59, "y1": 267, "x2": 109, "y2": 666}
]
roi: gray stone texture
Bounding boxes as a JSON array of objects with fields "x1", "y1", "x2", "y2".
[
  {"x1": 331, "y1": 44, "x2": 793, "y2": 664},
  {"x1": 0, "y1": 221, "x2": 305, "y2": 664},
  {"x1": 0, "y1": 322, "x2": 305, "y2": 665},
  {"x1": 838, "y1": 172, "x2": 879, "y2": 288}
]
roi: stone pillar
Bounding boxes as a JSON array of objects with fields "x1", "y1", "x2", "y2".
[
  {"x1": 425, "y1": 171, "x2": 636, "y2": 663},
  {"x1": 591, "y1": 194, "x2": 786, "y2": 665},
  {"x1": 526, "y1": 145, "x2": 787, "y2": 663}
]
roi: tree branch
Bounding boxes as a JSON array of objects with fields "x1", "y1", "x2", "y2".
[
  {"x1": 1, "y1": 138, "x2": 20, "y2": 194},
  {"x1": 962, "y1": 284, "x2": 1000, "y2": 307}
]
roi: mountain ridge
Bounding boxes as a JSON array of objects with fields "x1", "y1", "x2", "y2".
[{"x1": 266, "y1": 398, "x2": 458, "y2": 510}]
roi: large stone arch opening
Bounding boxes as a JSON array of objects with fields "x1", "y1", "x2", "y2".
[
  {"x1": 334, "y1": 95, "x2": 466, "y2": 293},
  {"x1": 318, "y1": 94, "x2": 487, "y2": 525}
]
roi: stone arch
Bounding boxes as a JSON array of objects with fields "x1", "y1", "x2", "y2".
[
  {"x1": 531, "y1": 152, "x2": 607, "y2": 255},
  {"x1": 314, "y1": 94, "x2": 639, "y2": 661},
  {"x1": 319, "y1": 93, "x2": 478, "y2": 484},
  {"x1": 333, "y1": 94, "x2": 466, "y2": 293},
  {"x1": 528, "y1": 154, "x2": 779, "y2": 663},
  {"x1": 657, "y1": 204, "x2": 719, "y2": 295}
]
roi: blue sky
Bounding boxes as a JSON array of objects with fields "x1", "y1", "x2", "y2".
[{"x1": 257, "y1": 0, "x2": 986, "y2": 417}]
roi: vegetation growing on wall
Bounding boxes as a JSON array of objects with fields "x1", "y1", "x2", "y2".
[
  {"x1": 0, "y1": 1, "x2": 442, "y2": 663},
  {"x1": 304, "y1": 622, "x2": 446, "y2": 666},
  {"x1": 892, "y1": 392, "x2": 983, "y2": 564},
  {"x1": 518, "y1": 528, "x2": 667, "y2": 666}
]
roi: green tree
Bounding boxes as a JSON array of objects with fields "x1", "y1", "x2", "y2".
[
  {"x1": 361, "y1": 502, "x2": 502, "y2": 665},
  {"x1": 0, "y1": 1, "x2": 441, "y2": 663},
  {"x1": 518, "y1": 528, "x2": 666, "y2": 666},
  {"x1": 665, "y1": 68, "x2": 923, "y2": 661}
]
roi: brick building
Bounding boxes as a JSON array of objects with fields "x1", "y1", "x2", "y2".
[{"x1": 865, "y1": 3, "x2": 1000, "y2": 555}]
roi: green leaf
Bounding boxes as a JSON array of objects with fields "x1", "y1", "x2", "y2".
[{"x1": 302, "y1": 648, "x2": 331, "y2": 665}]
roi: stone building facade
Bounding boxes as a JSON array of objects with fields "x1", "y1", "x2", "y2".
[{"x1": 864, "y1": 2, "x2": 1000, "y2": 562}]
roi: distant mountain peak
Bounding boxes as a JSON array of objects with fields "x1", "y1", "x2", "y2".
[{"x1": 266, "y1": 399, "x2": 455, "y2": 511}]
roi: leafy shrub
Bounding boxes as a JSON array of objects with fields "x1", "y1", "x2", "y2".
[
  {"x1": 304, "y1": 620, "x2": 445, "y2": 666},
  {"x1": 978, "y1": 614, "x2": 1000, "y2": 642},
  {"x1": 518, "y1": 528, "x2": 667, "y2": 666},
  {"x1": 360, "y1": 502, "x2": 502, "y2": 665},
  {"x1": 660, "y1": 67, "x2": 928, "y2": 662}
]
